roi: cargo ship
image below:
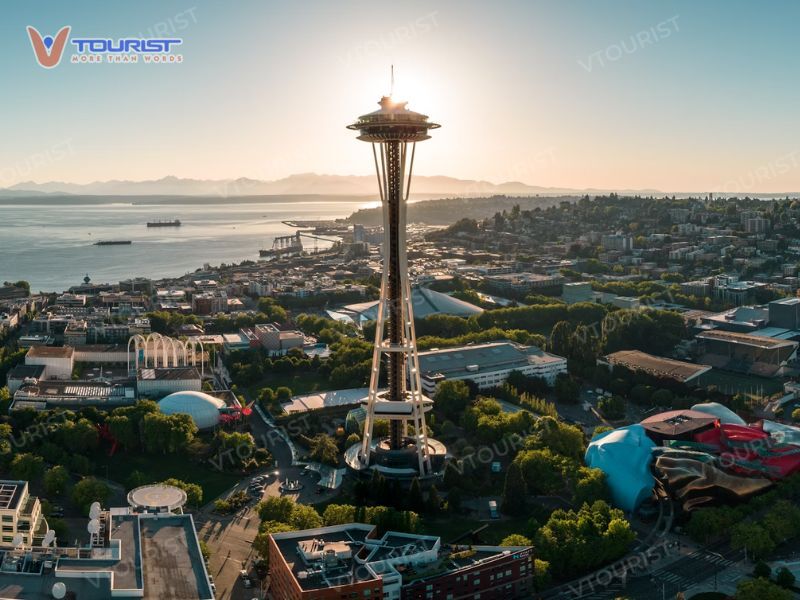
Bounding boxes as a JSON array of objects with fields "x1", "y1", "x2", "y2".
[
  {"x1": 94, "y1": 240, "x2": 132, "y2": 246},
  {"x1": 147, "y1": 219, "x2": 181, "y2": 227}
]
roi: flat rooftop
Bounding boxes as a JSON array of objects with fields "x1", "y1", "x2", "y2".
[
  {"x1": 26, "y1": 346, "x2": 73, "y2": 359},
  {"x1": 139, "y1": 517, "x2": 211, "y2": 599},
  {"x1": 272, "y1": 524, "x2": 530, "y2": 593},
  {"x1": 73, "y1": 344, "x2": 127, "y2": 353},
  {"x1": 137, "y1": 367, "x2": 201, "y2": 381},
  {"x1": 274, "y1": 525, "x2": 376, "y2": 591},
  {"x1": 0, "y1": 512, "x2": 213, "y2": 600},
  {"x1": 15, "y1": 381, "x2": 133, "y2": 399},
  {"x1": 418, "y1": 341, "x2": 564, "y2": 379},
  {"x1": 6, "y1": 365, "x2": 45, "y2": 380},
  {"x1": 697, "y1": 329, "x2": 798, "y2": 349},
  {"x1": 604, "y1": 350, "x2": 712, "y2": 382},
  {"x1": 641, "y1": 409, "x2": 719, "y2": 436},
  {"x1": 0, "y1": 482, "x2": 25, "y2": 511},
  {"x1": 282, "y1": 387, "x2": 370, "y2": 414}
]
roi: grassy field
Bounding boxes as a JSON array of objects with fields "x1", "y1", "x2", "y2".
[
  {"x1": 420, "y1": 515, "x2": 530, "y2": 545},
  {"x1": 698, "y1": 369, "x2": 785, "y2": 399},
  {"x1": 95, "y1": 453, "x2": 240, "y2": 503}
]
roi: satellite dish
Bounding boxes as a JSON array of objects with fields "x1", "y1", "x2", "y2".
[
  {"x1": 89, "y1": 502, "x2": 101, "y2": 519},
  {"x1": 87, "y1": 519, "x2": 100, "y2": 535},
  {"x1": 12, "y1": 533, "x2": 23, "y2": 547},
  {"x1": 43, "y1": 530, "x2": 56, "y2": 547},
  {"x1": 51, "y1": 582, "x2": 67, "y2": 599}
]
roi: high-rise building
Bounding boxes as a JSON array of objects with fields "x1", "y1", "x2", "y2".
[{"x1": 344, "y1": 92, "x2": 447, "y2": 479}]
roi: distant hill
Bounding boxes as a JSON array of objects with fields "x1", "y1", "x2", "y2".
[
  {"x1": 1, "y1": 173, "x2": 664, "y2": 198},
  {"x1": 349, "y1": 195, "x2": 579, "y2": 226}
]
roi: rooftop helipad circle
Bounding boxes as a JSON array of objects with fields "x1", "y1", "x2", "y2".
[{"x1": 127, "y1": 484, "x2": 187, "y2": 511}]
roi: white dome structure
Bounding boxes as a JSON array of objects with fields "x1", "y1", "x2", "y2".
[{"x1": 158, "y1": 391, "x2": 225, "y2": 430}]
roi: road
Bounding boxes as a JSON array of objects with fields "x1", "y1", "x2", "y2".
[{"x1": 194, "y1": 405, "x2": 335, "y2": 599}]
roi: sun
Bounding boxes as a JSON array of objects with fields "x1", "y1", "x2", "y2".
[{"x1": 385, "y1": 72, "x2": 442, "y2": 117}]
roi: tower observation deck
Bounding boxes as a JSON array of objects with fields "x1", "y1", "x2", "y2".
[{"x1": 344, "y1": 95, "x2": 447, "y2": 479}]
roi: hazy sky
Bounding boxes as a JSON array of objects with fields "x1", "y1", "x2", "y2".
[{"x1": 2, "y1": 0, "x2": 800, "y2": 192}]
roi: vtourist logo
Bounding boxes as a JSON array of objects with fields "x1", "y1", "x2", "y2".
[
  {"x1": 27, "y1": 26, "x2": 71, "y2": 68},
  {"x1": 27, "y1": 25, "x2": 183, "y2": 68}
]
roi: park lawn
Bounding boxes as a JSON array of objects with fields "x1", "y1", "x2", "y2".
[
  {"x1": 95, "y1": 453, "x2": 240, "y2": 504},
  {"x1": 421, "y1": 515, "x2": 530, "y2": 545}
]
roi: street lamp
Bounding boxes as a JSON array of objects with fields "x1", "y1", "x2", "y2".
[{"x1": 707, "y1": 551, "x2": 726, "y2": 591}]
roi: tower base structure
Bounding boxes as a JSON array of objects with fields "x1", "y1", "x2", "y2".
[
  {"x1": 345, "y1": 436, "x2": 447, "y2": 481},
  {"x1": 345, "y1": 93, "x2": 446, "y2": 482}
]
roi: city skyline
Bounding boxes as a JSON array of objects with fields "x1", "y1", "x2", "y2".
[{"x1": 4, "y1": 1, "x2": 800, "y2": 193}]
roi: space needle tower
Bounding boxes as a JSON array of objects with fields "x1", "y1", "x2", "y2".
[{"x1": 344, "y1": 82, "x2": 447, "y2": 479}]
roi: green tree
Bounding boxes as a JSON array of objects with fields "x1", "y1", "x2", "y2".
[
  {"x1": 258, "y1": 387, "x2": 277, "y2": 409},
  {"x1": 11, "y1": 453, "x2": 44, "y2": 481},
  {"x1": 548, "y1": 321, "x2": 575, "y2": 357},
  {"x1": 160, "y1": 478, "x2": 203, "y2": 507},
  {"x1": 443, "y1": 461, "x2": 462, "y2": 490},
  {"x1": 554, "y1": 374, "x2": 579, "y2": 403},
  {"x1": 501, "y1": 461, "x2": 527, "y2": 516},
  {"x1": 322, "y1": 504, "x2": 356, "y2": 526},
  {"x1": 735, "y1": 578, "x2": 791, "y2": 600},
  {"x1": 651, "y1": 389, "x2": 674, "y2": 408},
  {"x1": 515, "y1": 448, "x2": 568, "y2": 495},
  {"x1": 289, "y1": 504, "x2": 323, "y2": 529},
  {"x1": 71, "y1": 478, "x2": 110, "y2": 515},
  {"x1": 407, "y1": 478, "x2": 424, "y2": 512},
  {"x1": 127, "y1": 470, "x2": 149, "y2": 489},
  {"x1": 526, "y1": 416, "x2": 585, "y2": 460},
  {"x1": 60, "y1": 418, "x2": 99, "y2": 454},
  {"x1": 427, "y1": 485, "x2": 442, "y2": 513},
  {"x1": 570, "y1": 325, "x2": 599, "y2": 365},
  {"x1": 731, "y1": 522, "x2": 775, "y2": 560},
  {"x1": 0, "y1": 387, "x2": 11, "y2": 414},
  {"x1": 142, "y1": 412, "x2": 197, "y2": 454},
  {"x1": 535, "y1": 501, "x2": 635, "y2": 579},
  {"x1": 308, "y1": 434, "x2": 339, "y2": 467},
  {"x1": 275, "y1": 386, "x2": 293, "y2": 402},
  {"x1": 776, "y1": 567, "x2": 796, "y2": 589},
  {"x1": 253, "y1": 520, "x2": 296, "y2": 561},
  {"x1": 753, "y1": 561, "x2": 772, "y2": 579},
  {"x1": 573, "y1": 467, "x2": 608, "y2": 505},
  {"x1": 258, "y1": 496, "x2": 295, "y2": 523},
  {"x1": 43, "y1": 466, "x2": 69, "y2": 496},
  {"x1": 533, "y1": 558, "x2": 552, "y2": 590},
  {"x1": 500, "y1": 534, "x2": 532, "y2": 546},
  {"x1": 107, "y1": 415, "x2": 138, "y2": 449},
  {"x1": 598, "y1": 395, "x2": 626, "y2": 420},
  {"x1": 433, "y1": 380, "x2": 472, "y2": 420}
]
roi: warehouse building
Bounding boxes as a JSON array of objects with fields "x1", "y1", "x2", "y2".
[
  {"x1": 24, "y1": 346, "x2": 74, "y2": 380},
  {"x1": 418, "y1": 341, "x2": 567, "y2": 395},
  {"x1": 696, "y1": 329, "x2": 798, "y2": 377},
  {"x1": 600, "y1": 350, "x2": 712, "y2": 385}
]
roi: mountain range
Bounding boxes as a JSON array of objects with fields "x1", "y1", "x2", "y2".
[{"x1": 0, "y1": 173, "x2": 664, "y2": 198}]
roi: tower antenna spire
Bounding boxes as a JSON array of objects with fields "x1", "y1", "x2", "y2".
[{"x1": 390, "y1": 65, "x2": 394, "y2": 97}]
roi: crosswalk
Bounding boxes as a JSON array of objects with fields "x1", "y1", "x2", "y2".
[{"x1": 651, "y1": 550, "x2": 736, "y2": 589}]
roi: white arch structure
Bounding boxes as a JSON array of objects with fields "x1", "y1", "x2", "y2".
[{"x1": 127, "y1": 333, "x2": 205, "y2": 377}]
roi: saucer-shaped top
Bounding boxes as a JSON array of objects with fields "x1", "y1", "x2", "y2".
[{"x1": 347, "y1": 96, "x2": 440, "y2": 142}]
